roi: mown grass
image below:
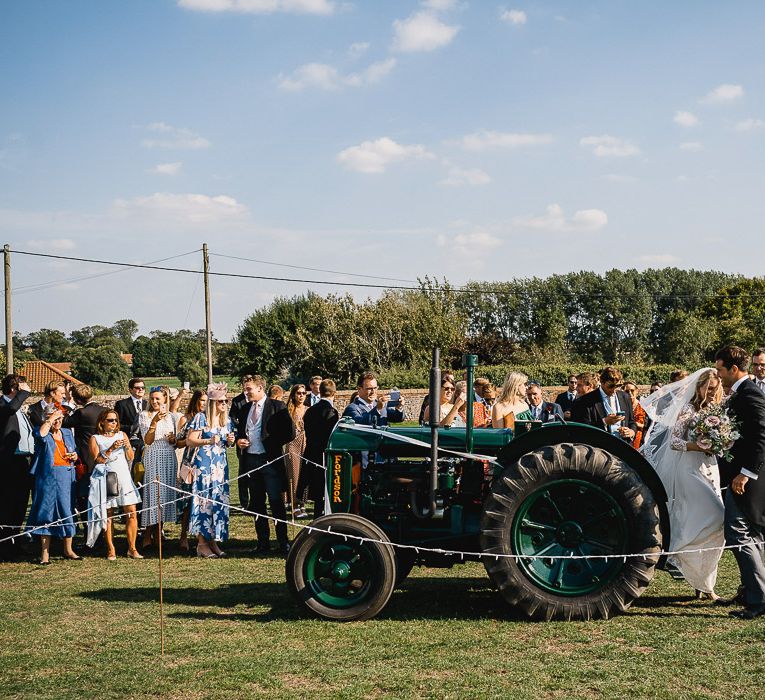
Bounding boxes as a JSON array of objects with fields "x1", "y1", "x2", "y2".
[{"x1": 1, "y1": 455, "x2": 762, "y2": 699}]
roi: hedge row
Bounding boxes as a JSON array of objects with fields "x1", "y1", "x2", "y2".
[{"x1": 374, "y1": 363, "x2": 683, "y2": 389}]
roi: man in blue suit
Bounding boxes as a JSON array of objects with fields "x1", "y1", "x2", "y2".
[
  {"x1": 526, "y1": 383, "x2": 565, "y2": 423},
  {"x1": 343, "y1": 372, "x2": 404, "y2": 426}
]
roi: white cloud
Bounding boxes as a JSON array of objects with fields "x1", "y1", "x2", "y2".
[
  {"x1": 513, "y1": 203, "x2": 608, "y2": 232},
  {"x1": 500, "y1": 9, "x2": 527, "y2": 25},
  {"x1": 278, "y1": 63, "x2": 341, "y2": 91},
  {"x1": 336, "y1": 137, "x2": 434, "y2": 174},
  {"x1": 177, "y1": 0, "x2": 336, "y2": 14},
  {"x1": 347, "y1": 58, "x2": 397, "y2": 86},
  {"x1": 278, "y1": 58, "x2": 396, "y2": 91},
  {"x1": 141, "y1": 122, "x2": 210, "y2": 150},
  {"x1": 734, "y1": 118, "x2": 764, "y2": 132},
  {"x1": 112, "y1": 193, "x2": 248, "y2": 224},
  {"x1": 679, "y1": 141, "x2": 703, "y2": 151},
  {"x1": 440, "y1": 165, "x2": 491, "y2": 187},
  {"x1": 673, "y1": 110, "x2": 699, "y2": 127},
  {"x1": 149, "y1": 162, "x2": 183, "y2": 175},
  {"x1": 579, "y1": 135, "x2": 640, "y2": 158},
  {"x1": 348, "y1": 41, "x2": 370, "y2": 58},
  {"x1": 438, "y1": 230, "x2": 501, "y2": 257},
  {"x1": 638, "y1": 254, "x2": 679, "y2": 265},
  {"x1": 700, "y1": 83, "x2": 744, "y2": 104},
  {"x1": 392, "y1": 11, "x2": 459, "y2": 52},
  {"x1": 458, "y1": 130, "x2": 553, "y2": 151},
  {"x1": 27, "y1": 238, "x2": 76, "y2": 251}
]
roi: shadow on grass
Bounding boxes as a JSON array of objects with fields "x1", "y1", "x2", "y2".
[{"x1": 78, "y1": 575, "x2": 533, "y2": 621}]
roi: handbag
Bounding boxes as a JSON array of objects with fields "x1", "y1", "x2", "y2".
[
  {"x1": 131, "y1": 460, "x2": 145, "y2": 483},
  {"x1": 179, "y1": 448, "x2": 199, "y2": 485},
  {"x1": 106, "y1": 470, "x2": 121, "y2": 498}
]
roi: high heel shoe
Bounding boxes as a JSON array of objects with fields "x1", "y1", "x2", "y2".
[
  {"x1": 196, "y1": 548, "x2": 217, "y2": 559},
  {"x1": 695, "y1": 589, "x2": 720, "y2": 601},
  {"x1": 127, "y1": 550, "x2": 144, "y2": 560}
]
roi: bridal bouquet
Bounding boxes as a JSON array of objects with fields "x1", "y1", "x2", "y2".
[{"x1": 688, "y1": 404, "x2": 741, "y2": 460}]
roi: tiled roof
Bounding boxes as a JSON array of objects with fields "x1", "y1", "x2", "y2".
[
  {"x1": 21, "y1": 360, "x2": 81, "y2": 394},
  {"x1": 48, "y1": 362, "x2": 72, "y2": 373}
]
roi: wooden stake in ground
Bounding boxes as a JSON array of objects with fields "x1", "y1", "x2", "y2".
[{"x1": 155, "y1": 478, "x2": 165, "y2": 656}]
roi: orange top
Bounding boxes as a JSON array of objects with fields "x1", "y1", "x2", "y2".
[{"x1": 52, "y1": 433, "x2": 70, "y2": 466}]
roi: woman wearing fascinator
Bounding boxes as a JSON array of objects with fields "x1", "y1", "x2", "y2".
[
  {"x1": 640, "y1": 368, "x2": 726, "y2": 600},
  {"x1": 185, "y1": 383, "x2": 235, "y2": 558}
]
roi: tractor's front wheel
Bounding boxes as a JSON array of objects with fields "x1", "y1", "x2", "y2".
[
  {"x1": 481, "y1": 443, "x2": 662, "y2": 621},
  {"x1": 286, "y1": 513, "x2": 397, "y2": 621}
]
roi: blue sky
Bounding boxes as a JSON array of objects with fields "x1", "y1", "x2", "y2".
[{"x1": 1, "y1": 1, "x2": 763, "y2": 340}]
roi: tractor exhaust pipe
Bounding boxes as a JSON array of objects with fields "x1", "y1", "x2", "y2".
[{"x1": 413, "y1": 347, "x2": 441, "y2": 519}]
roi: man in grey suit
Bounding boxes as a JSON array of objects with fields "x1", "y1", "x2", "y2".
[{"x1": 715, "y1": 346, "x2": 765, "y2": 619}]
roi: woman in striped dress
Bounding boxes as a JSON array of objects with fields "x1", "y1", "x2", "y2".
[{"x1": 139, "y1": 387, "x2": 180, "y2": 549}]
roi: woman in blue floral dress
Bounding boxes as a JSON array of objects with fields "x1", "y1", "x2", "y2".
[{"x1": 186, "y1": 383, "x2": 235, "y2": 558}]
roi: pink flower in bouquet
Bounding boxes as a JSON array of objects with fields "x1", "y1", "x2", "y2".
[
  {"x1": 704, "y1": 415, "x2": 721, "y2": 427},
  {"x1": 697, "y1": 438, "x2": 713, "y2": 451}
]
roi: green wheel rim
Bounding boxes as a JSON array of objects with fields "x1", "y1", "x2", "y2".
[
  {"x1": 511, "y1": 478, "x2": 628, "y2": 596},
  {"x1": 304, "y1": 537, "x2": 380, "y2": 609}
]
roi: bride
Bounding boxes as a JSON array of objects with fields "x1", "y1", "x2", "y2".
[{"x1": 640, "y1": 368, "x2": 725, "y2": 600}]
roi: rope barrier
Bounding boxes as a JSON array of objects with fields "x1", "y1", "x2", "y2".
[{"x1": 3, "y1": 454, "x2": 761, "y2": 562}]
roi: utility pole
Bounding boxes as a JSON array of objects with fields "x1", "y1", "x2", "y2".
[
  {"x1": 202, "y1": 243, "x2": 213, "y2": 384},
  {"x1": 4, "y1": 244, "x2": 12, "y2": 375}
]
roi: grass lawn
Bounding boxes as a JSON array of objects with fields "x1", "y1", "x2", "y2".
[{"x1": 1, "y1": 454, "x2": 762, "y2": 699}]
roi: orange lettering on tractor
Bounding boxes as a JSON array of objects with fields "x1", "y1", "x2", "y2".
[{"x1": 333, "y1": 455, "x2": 343, "y2": 503}]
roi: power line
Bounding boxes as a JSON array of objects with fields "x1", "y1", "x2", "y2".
[
  {"x1": 6, "y1": 248, "x2": 753, "y2": 301},
  {"x1": 8, "y1": 249, "x2": 202, "y2": 296},
  {"x1": 12, "y1": 249, "x2": 425, "y2": 291},
  {"x1": 211, "y1": 252, "x2": 418, "y2": 284}
]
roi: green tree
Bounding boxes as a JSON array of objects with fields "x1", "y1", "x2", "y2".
[
  {"x1": 111, "y1": 319, "x2": 139, "y2": 351},
  {"x1": 23, "y1": 328, "x2": 72, "y2": 362},
  {"x1": 699, "y1": 277, "x2": 765, "y2": 351},
  {"x1": 70, "y1": 338, "x2": 131, "y2": 392}
]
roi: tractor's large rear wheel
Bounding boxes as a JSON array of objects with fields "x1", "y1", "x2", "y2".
[
  {"x1": 481, "y1": 443, "x2": 662, "y2": 621},
  {"x1": 286, "y1": 513, "x2": 397, "y2": 621}
]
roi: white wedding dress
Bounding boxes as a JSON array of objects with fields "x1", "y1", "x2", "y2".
[{"x1": 658, "y1": 403, "x2": 725, "y2": 592}]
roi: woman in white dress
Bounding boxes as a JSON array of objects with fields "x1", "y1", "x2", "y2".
[
  {"x1": 422, "y1": 378, "x2": 466, "y2": 427},
  {"x1": 641, "y1": 368, "x2": 725, "y2": 599},
  {"x1": 88, "y1": 409, "x2": 142, "y2": 560},
  {"x1": 139, "y1": 386, "x2": 180, "y2": 549}
]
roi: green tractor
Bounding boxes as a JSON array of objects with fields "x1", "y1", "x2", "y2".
[{"x1": 286, "y1": 352, "x2": 668, "y2": 622}]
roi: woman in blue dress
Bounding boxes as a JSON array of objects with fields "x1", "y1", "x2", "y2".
[
  {"x1": 26, "y1": 406, "x2": 80, "y2": 564},
  {"x1": 186, "y1": 383, "x2": 235, "y2": 558}
]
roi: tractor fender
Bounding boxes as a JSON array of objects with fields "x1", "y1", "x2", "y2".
[{"x1": 496, "y1": 423, "x2": 670, "y2": 549}]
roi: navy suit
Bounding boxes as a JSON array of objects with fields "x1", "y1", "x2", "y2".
[
  {"x1": 528, "y1": 401, "x2": 565, "y2": 423},
  {"x1": 0, "y1": 390, "x2": 32, "y2": 560},
  {"x1": 555, "y1": 391, "x2": 578, "y2": 415},
  {"x1": 342, "y1": 398, "x2": 404, "y2": 426},
  {"x1": 723, "y1": 378, "x2": 765, "y2": 608}
]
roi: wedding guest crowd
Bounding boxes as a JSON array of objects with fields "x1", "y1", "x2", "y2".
[{"x1": 6, "y1": 354, "x2": 758, "y2": 598}]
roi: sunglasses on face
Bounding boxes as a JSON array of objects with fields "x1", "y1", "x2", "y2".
[
  {"x1": 442, "y1": 385, "x2": 455, "y2": 391},
  {"x1": 296, "y1": 391, "x2": 306, "y2": 395},
  {"x1": 105, "y1": 418, "x2": 118, "y2": 423}
]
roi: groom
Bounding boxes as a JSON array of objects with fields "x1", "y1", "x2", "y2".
[{"x1": 715, "y1": 346, "x2": 765, "y2": 618}]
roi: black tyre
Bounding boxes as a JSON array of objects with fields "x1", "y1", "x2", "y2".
[
  {"x1": 481, "y1": 443, "x2": 662, "y2": 621},
  {"x1": 394, "y1": 548, "x2": 417, "y2": 587},
  {"x1": 286, "y1": 513, "x2": 397, "y2": 621}
]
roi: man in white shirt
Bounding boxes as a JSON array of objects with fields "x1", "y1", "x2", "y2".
[
  {"x1": 0, "y1": 373, "x2": 33, "y2": 561},
  {"x1": 235, "y1": 374, "x2": 295, "y2": 555},
  {"x1": 307, "y1": 376, "x2": 322, "y2": 407},
  {"x1": 751, "y1": 348, "x2": 765, "y2": 394},
  {"x1": 715, "y1": 346, "x2": 765, "y2": 618}
]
